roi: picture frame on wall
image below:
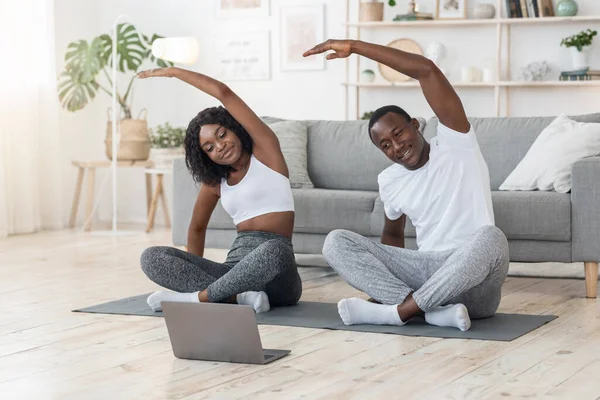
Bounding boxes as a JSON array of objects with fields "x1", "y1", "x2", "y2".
[
  {"x1": 436, "y1": 0, "x2": 467, "y2": 19},
  {"x1": 215, "y1": 0, "x2": 270, "y2": 19},
  {"x1": 280, "y1": 4, "x2": 325, "y2": 71},
  {"x1": 213, "y1": 31, "x2": 271, "y2": 81}
]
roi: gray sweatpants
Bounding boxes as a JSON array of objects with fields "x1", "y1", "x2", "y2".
[
  {"x1": 140, "y1": 231, "x2": 302, "y2": 307},
  {"x1": 322, "y1": 225, "x2": 509, "y2": 318}
]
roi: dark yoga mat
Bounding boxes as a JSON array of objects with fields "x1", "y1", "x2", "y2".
[{"x1": 72, "y1": 293, "x2": 557, "y2": 342}]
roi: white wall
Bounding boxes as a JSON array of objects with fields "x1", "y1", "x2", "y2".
[{"x1": 54, "y1": 0, "x2": 600, "y2": 228}]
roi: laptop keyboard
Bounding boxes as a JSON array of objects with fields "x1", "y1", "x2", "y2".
[{"x1": 264, "y1": 354, "x2": 275, "y2": 360}]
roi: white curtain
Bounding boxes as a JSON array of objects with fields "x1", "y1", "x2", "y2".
[{"x1": 0, "y1": 0, "x2": 63, "y2": 237}]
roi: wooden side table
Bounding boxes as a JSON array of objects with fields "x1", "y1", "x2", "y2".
[
  {"x1": 69, "y1": 160, "x2": 154, "y2": 231},
  {"x1": 145, "y1": 168, "x2": 172, "y2": 232}
]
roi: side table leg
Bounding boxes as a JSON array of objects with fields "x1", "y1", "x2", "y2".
[
  {"x1": 83, "y1": 168, "x2": 96, "y2": 232},
  {"x1": 146, "y1": 175, "x2": 161, "y2": 233},
  {"x1": 69, "y1": 167, "x2": 85, "y2": 228},
  {"x1": 158, "y1": 174, "x2": 171, "y2": 229},
  {"x1": 145, "y1": 173, "x2": 152, "y2": 215}
]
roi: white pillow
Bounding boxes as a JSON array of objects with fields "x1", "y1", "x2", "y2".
[
  {"x1": 499, "y1": 114, "x2": 600, "y2": 193},
  {"x1": 268, "y1": 120, "x2": 314, "y2": 189}
]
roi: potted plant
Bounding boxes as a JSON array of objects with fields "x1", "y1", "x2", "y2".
[
  {"x1": 57, "y1": 23, "x2": 173, "y2": 161},
  {"x1": 149, "y1": 122, "x2": 186, "y2": 169},
  {"x1": 359, "y1": 1, "x2": 398, "y2": 21},
  {"x1": 561, "y1": 29, "x2": 597, "y2": 70}
]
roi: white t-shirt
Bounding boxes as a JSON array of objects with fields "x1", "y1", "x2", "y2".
[{"x1": 377, "y1": 122, "x2": 494, "y2": 252}]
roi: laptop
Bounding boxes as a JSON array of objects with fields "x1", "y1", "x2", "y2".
[{"x1": 161, "y1": 301, "x2": 291, "y2": 365}]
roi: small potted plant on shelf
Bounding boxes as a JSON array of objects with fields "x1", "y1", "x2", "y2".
[
  {"x1": 359, "y1": 0, "x2": 398, "y2": 21},
  {"x1": 149, "y1": 122, "x2": 186, "y2": 169},
  {"x1": 561, "y1": 29, "x2": 597, "y2": 70}
]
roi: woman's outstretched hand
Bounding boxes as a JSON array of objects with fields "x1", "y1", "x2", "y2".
[
  {"x1": 303, "y1": 39, "x2": 354, "y2": 60},
  {"x1": 137, "y1": 67, "x2": 177, "y2": 79}
]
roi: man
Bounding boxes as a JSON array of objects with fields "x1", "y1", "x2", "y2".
[{"x1": 303, "y1": 39, "x2": 509, "y2": 331}]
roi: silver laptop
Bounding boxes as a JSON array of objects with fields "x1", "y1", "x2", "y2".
[{"x1": 162, "y1": 301, "x2": 290, "y2": 365}]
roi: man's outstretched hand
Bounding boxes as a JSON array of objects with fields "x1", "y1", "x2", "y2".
[{"x1": 303, "y1": 39, "x2": 354, "y2": 60}]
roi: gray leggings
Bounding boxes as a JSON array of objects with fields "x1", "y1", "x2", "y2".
[
  {"x1": 140, "y1": 231, "x2": 302, "y2": 307},
  {"x1": 322, "y1": 225, "x2": 509, "y2": 319}
]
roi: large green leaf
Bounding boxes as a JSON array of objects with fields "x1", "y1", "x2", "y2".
[
  {"x1": 64, "y1": 38, "x2": 105, "y2": 82},
  {"x1": 108, "y1": 23, "x2": 147, "y2": 73},
  {"x1": 96, "y1": 34, "x2": 112, "y2": 67},
  {"x1": 57, "y1": 68, "x2": 100, "y2": 112},
  {"x1": 143, "y1": 34, "x2": 174, "y2": 68}
]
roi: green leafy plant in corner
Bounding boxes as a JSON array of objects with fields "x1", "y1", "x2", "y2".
[
  {"x1": 361, "y1": 111, "x2": 374, "y2": 120},
  {"x1": 561, "y1": 29, "x2": 597, "y2": 52},
  {"x1": 57, "y1": 23, "x2": 174, "y2": 119},
  {"x1": 150, "y1": 122, "x2": 186, "y2": 149}
]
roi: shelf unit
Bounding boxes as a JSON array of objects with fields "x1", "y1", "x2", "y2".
[
  {"x1": 343, "y1": 80, "x2": 600, "y2": 87},
  {"x1": 343, "y1": 0, "x2": 600, "y2": 119}
]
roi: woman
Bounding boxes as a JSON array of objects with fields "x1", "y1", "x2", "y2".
[{"x1": 137, "y1": 66, "x2": 302, "y2": 313}]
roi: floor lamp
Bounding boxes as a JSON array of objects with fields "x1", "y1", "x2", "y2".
[{"x1": 94, "y1": 14, "x2": 198, "y2": 236}]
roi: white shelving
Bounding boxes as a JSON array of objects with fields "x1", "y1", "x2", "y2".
[
  {"x1": 343, "y1": 80, "x2": 600, "y2": 88},
  {"x1": 343, "y1": 1, "x2": 600, "y2": 119},
  {"x1": 345, "y1": 15, "x2": 600, "y2": 27}
]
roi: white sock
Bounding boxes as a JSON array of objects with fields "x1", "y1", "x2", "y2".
[
  {"x1": 424, "y1": 304, "x2": 471, "y2": 331},
  {"x1": 146, "y1": 290, "x2": 199, "y2": 312},
  {"x1": 337, "y1": 298, "x2": 404, "y2": 326},
  {"x1": 236, "y1": 291, "x2": 270, "y2": 313}
]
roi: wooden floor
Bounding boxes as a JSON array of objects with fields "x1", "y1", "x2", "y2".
[{"x1": 1, "y1": 227, "x2": 599, "y2": 400}]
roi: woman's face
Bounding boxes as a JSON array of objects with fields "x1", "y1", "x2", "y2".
[{"x1": 199, "y1": 124, "x2": 244, "y2": 165}]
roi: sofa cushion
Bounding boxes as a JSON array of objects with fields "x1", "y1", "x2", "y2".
[
  {"x1": 423, "y1": 113, "x2": 600, "y2": 191},
  {"x1": 371, "y1": 191, "x2": 571, "y2": 242},
  {"x1": 292, "y1": 188, "x2": 378, "y2": 236},
  {"x1": 493, "y1": 191, "x2": 571, "y2": 241},
  {"x1": 498, "y1": 115, "x2": 600, "y2": 193},
  {"x1": 268, "y1": 120, "x2": 314, "y2": 188}
]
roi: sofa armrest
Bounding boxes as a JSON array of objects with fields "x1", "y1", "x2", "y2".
[{"x1": 571, "y1": 156, "x2": 600, "y2": 262}]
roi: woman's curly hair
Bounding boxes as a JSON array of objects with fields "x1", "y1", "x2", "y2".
[{"x1": 184, "y1": 106, "x2": 253, "y2": 186}]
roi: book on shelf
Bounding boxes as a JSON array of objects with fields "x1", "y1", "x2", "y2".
[
  {"x1": 505, "y1": 0, "x2": 553, "y2": 18},
  {"x1": 559, "y1": 68, "x2": 600, "y2": 81}
]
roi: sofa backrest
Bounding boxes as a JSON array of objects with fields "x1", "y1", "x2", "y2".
[
  {"x1": 423, "y1": 113, "x2": 600, "y2": 190},
  {"x1": 262, "y1": 116, "x2": 426, "y2": 191}
]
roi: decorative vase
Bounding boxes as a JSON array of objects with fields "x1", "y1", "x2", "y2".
[
  {"x1": 105, "y1": 109, "x2": 151, "y2": 161},
  {"x1": 570, "y1": 46, "x2": 590, "y2": 69},
  {"x1": 360, "y1": 69, "x2": 376, "y2": 82},
  {"x1": 556, "y1": 0, "x2": 578, "y2": 16},
  {"x1": 151, "y1": 147, "x2": 185, "y2": 169},
  {"x1": 474, "y1": 3, "x2": 496, "y2": 19},
  {"x1": 359, "y1": 1, "x2": 384, "y2": 22}
]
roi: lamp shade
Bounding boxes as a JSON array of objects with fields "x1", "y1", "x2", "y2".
[{"x1": 151, "y1": 37, "x2": 199, "y2": 65}]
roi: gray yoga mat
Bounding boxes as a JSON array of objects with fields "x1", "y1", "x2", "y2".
[{"x1": 73, "y1": 293, "x2": 557, "y2": 341}]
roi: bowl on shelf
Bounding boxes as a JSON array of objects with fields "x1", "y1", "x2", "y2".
[{"x1": 474, "y1": 3, "x2": 496, "y2": 19}]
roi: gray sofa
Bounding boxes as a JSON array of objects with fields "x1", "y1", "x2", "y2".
[{"x1": 172, "y1": 113, "x2": 600, "y2": 298}]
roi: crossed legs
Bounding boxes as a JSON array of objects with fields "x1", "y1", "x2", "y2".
[{"x1": 322, "y1": 225, "x2": 510, "y2": 330}]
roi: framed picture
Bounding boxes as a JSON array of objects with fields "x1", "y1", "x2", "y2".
[
  {"x1": 214, "y1": 31, "x2": 271, "y2": 80},
  {"x1": 280, "y1": 4, "x2": 325, "y2": 71},
  {"x1": 436, "y1": 0, "x2": 467, "y2": 19},
  {"x1": 216, "y1": 0, "x2": 270, "y2": 19}
]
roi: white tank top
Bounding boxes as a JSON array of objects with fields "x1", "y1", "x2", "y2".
[{"x1": 220, "y1": 154, "x2": 294, "y2": 225}]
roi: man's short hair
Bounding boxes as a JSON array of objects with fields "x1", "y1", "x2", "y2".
[{"x1": 368, "y1": 105, "x2": 412, "y2": 143}]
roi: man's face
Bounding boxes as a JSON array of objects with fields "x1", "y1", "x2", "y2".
[{"x1": 370, "y1": 112, "x2": 426, "y2": 170}]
